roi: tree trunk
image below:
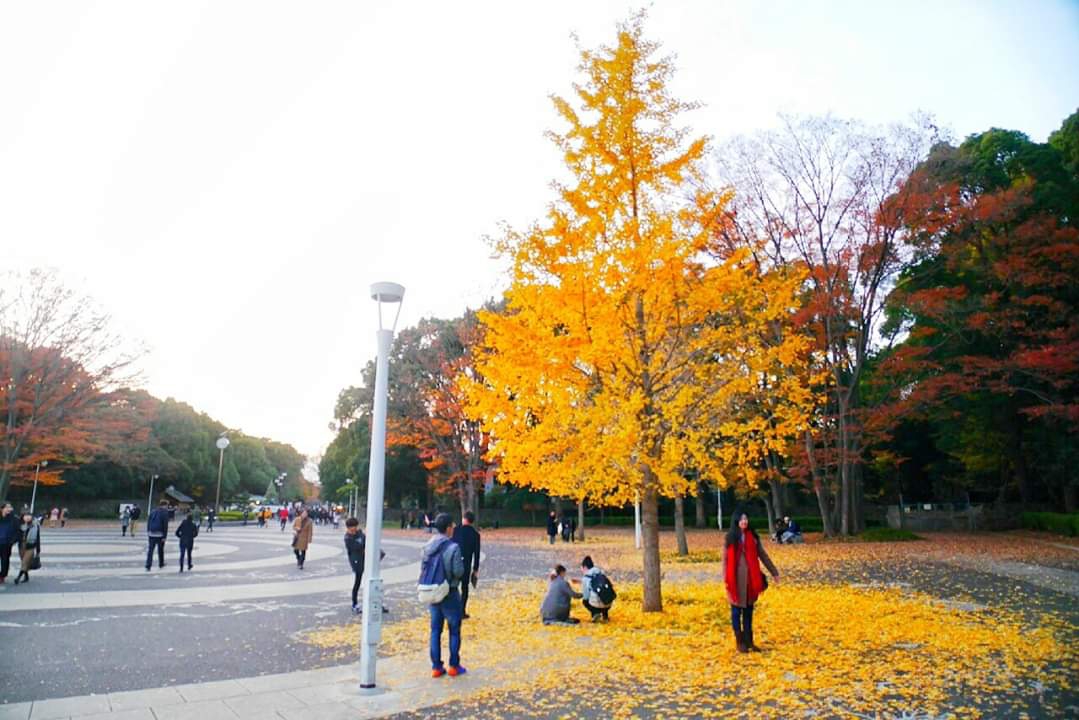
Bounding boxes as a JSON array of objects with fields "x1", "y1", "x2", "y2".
[
  {"x1": 674, "y1": 495, "x2": 689, "y2": 556},
  {"x1": 694, "y1": 481, "x2": 707, "y2": 528},
  {"x1": 768, "y1": 478, "x2": 784, "y2": 522},
  {"x1": 640, "y1": 479, "x2": 663, "y2": 612},
  {"x1": 577, "y1": 500, "x2": 585, "y2": 542},
  {"x1": 839, "y1": 408, "x2": 852, "y2": 536},
  {"x1": 804, "y1": 430, "x2": 836, "y2": 537},
  {"x1": 1009, "y1": 415, "x2": 1031, "y2": 507},
  {"x1": 762, "y1": 494, "x2": 776, "y2": 538}
]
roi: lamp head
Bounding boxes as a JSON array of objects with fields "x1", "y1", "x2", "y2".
[
  {"x1": 216, "y1": 437, "x2": 230, "y2": 450},
  {"x1": 370, "y1": 281, "x2": 405, "y2": 331}
]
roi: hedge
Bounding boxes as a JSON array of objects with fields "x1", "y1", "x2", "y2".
[{"x1": 1021, "y1": 512, "x2": 1079, "y2": 537}]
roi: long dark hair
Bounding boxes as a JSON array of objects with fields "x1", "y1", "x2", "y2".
[{"x1": 725, "y1": 509, "x2": 760, "y2": 548}]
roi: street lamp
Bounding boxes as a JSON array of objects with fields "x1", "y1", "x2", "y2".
[
  {"x1": 29, "y1": 460, "x2": 47, "y2": 514},
  {"x1": 360, "y1": 281, "x2": 404, "y2": 692},
  {"x1": 214, "y1": 434, "x2": 230, "y2": 513},
  {"x1": 147, "y1": 473, "x2": 160, "y2": 513},
  {"x1": 344, "y1": 478, "x2": 353, "y2": 517}
]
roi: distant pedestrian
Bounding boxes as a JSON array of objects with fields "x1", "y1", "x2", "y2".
[
  {"x1": 206, "y1": 507, "x2": 216, "y2": 533},
  {"x1": 145, "y1": 500, "x2": 170, "y2": 571},
  {"x1": 242, "y1": 508, "x2": 250, "y2": 526},
  {"x1": 49, "y1": 507, "x2": 60, "y2": 528},
  {"x1": 451, "y1": 511, "x2": 481, "y2": 619},
  {"x1": 541, "y1": 564, "x2": 581, "y2": 625},
  {"x1": 14, "y1": 512, "x2": 41, "y2": 585},
  {"x1": 279, "y1": 507, "x2": 288, "y2": 531},
  {"x1": 292, "y1": 509, "x2": 313, "y2": 569},
  {"x1": 60, "y1": 508, "x2": 68, "y2": 528},
  {"x1": 0, "y1": 502, "x2": 19, "y2": 584},
  {"x1": 723, "y1": 510, "x2": 780, "y2": 653},
  {"x1": 121, "y1": 506, "x2": 132, "y2": 536},
  {"x1": 332, "y1": 510, "x2": 341, "y2": 529},
  {"x1": 420, "y1": 513, "x2": 466, "y2": 678},
  {"x1": 129, "y1": 504, "x2": 140, "y2": 535},
  {"x1": 546, "y1": 512, "x2": 558, "y2": 545},
  {"x1": 175, "y1": 512, "x2": 199, "y2": 572}
]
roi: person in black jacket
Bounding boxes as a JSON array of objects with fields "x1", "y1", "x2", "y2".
[
  {"x1": 451, "y1": 511, "x2": 482, "y2": 619},
  {"x1": 343, "y1": 517, "x2": 386, "y2": 614},
  {"x1": 0, "y1": 502, "x2": 20, "y2": 584},
  {"x1": 145, "y1": 500, "x2": 170, "y2": 571},
  {"x1": 175, "y1": 512, "x2": 199, "y2": 572},
  {"x1": 546, "y1": 511, "x2": 558, "y2": 545}
]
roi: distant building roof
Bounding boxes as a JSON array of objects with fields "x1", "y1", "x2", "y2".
[{"x1": 164, "y1": 485, "x2": 194, "y2": 503}]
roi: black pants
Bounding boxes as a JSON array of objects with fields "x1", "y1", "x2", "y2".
[
  {"x1": 460, "y1": 558, "x2": 475, "y2": 615},
  {"x1": 207, "y1": 519, "x2": 214, "y2": 533},
  {"x1": 0, "y1": 542, "x2": 12, "y2": 579},
  {"x1": 583, "y1": 600, "x2": 609, "y2": 619},
  {"x1": 351, "y1": 571, "x2": 363, "y2": 606},
  {"x1": 146, "y1": 537, "x2": 165, "y2": 569},
  {"x1": 294, "y1": 549, "x2": 306, "y2": 567},
  {"x1": 179, "y1": 543, "x2": 193, "y2": 569}
]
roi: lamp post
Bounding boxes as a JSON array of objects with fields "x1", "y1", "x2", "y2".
[
  {"x1": 29, "y1": 460, "x2": 48, "y2": 514},
  {"x1": 147, "y1": 473, "x2": 160, "y2": 513},
  {"x1": 360, "y1": 281, "x2": 404, "y2": 692},
  {"x1": 344, "y1": 478, "x2": 353, "y2": 517},
  {"x1": 214, "y1": 435, "x2": 230, "y2": 513}
]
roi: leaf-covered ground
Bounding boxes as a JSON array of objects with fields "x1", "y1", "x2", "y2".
[{"x1": 305, "y1": 528, "x2": 1079, "y2": 718}]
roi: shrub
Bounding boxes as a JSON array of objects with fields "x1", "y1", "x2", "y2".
[
  {"x1": 1021, "y1": 512, "x2": 1079, "y2": 537},
  {"x1": 858, "y1": 527, "x2": 921, "y2": 542}
]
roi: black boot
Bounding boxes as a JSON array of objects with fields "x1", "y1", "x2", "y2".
[
  {"x1": 745, "y1": 627, "x2": 761, "y2": 652},
  {"x1": 733, "y1": 628, "x2": 747, "y2": 653}
]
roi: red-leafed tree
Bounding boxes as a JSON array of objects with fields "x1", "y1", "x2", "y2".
[
  {"x1": 877, "y1": 122, "x2": 1079, "y2": 509},
  {"x1": 1, "y1": 270, "x2": 140, "y2": 500}
]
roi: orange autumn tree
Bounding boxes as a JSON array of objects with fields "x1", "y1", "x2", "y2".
[{"x1": 462, "y1": 16, "x2": 813, "y2": 612}]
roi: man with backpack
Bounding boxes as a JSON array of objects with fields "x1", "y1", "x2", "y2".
[
  {"x1": 417, "y1": 513, "x2": 466, "y2": 678},
  {"x1": 580, "y1": 555, "x2": 616, "y2": 622},
  {"x1": 145, "y1": 500, "x2": 170, "y2": 571}
]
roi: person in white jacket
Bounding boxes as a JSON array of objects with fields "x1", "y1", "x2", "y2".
[{"x1": 580, "y1": 555, "x2": 612, "y2": 622}]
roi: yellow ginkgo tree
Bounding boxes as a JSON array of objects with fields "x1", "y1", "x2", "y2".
[{"x1": 462, "y1": 15, "x2": 814, "y2": 612}]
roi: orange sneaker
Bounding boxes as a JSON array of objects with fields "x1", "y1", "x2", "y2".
[
  {"x1": 431, "y1": 667, "x2": 446, "y2": 678},
  {"x1": 447, "y1": 665, "x2": 468, "y2": 677}
]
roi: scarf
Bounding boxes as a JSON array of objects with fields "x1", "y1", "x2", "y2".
[{"x1": 725, "y1": 530, "x2": 765, "y2": 605}]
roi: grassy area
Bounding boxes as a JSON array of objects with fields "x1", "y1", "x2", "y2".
[
  {"x1": 859, "y1": 527, "x2": 921, "y2": 542},
  {"x1": 1021, "y1": 511, "x2": 1079, "y2": 537}
]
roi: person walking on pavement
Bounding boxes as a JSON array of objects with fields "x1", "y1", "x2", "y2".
[
  {"x1": 145, "y1": 500, "x2": 170, "y2": 571},
  {"x1": 546, "y1": 511, "x2": 558, "y2": 545},
  {"x1": 128, "y1": 504, "x2": 140, "y2": 536},
  {"x1": 279, "y1": 506, "x2": 288, "y2": 531},
  {"x1": 175, "y1": 511, "x2": 199, "y2": 572},
  {"x1": 451, "y1": 511, "x2": 482, "y2": 619},
  {"x1": 423, "y1": 513, "x2": 467, "y2": 678},
  {"x1": 206, "y1": 507, "x2": 216, "y2": 533},
  {"x1": 60, "y1": 508, "x2": 68, "y2": 528},
  {"x1": 0, "y1": 502, "x2": 20, "y2": 584},
  {"x1": 292, "y1": 508, "x2": 313, "y2": 569},
  {"x1": 121, "y1": 506, "x2": 132, "y2": 536},
  {"x1": 344, "y1": 517, "x2": 387, "y2": 614},
  {"x1": 13, "y1": 512, "x2": 41, "y2": 584}
]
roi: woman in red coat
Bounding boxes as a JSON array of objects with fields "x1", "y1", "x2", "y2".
[{"x1": 722, "y1": 510, "x2": 780, "y2": 653}]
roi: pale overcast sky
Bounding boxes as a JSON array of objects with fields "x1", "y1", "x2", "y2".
[{"x1": 2, "y1": 1, "x2": 1077, "y2": 469}]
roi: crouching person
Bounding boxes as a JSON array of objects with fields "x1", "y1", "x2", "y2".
[
  {"x1": 540, "y1": 565, "x2": 581, "y2": 625},
  {"x1": 581, "y1": 555, "x2": 615, "y2": 622}
]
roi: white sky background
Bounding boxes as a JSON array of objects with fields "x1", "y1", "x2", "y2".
[{"x1": 2, "y1": 1, "x2": 1077, "y2": 474}]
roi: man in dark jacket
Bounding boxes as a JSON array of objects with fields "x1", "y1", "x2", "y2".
[
  {"x1": 451, "y1": 511, "x2": 481, "y2": 619},
  {"x1": 0, "y1": 502, "x2": 19, "y2": 584},
  {"x1": 343, "y1": 518, "x2": 387, "y2": 614},
  {"x1": 145, "y1": 500, "x2": 170, "y2": 571},
  {"x1": 175, "y1": 512, "x2": 198, "y2": 572}
]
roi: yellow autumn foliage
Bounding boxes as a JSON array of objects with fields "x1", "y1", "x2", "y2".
[{"x1": 460, "y1": 13, "x2": 817, "y2": 611}]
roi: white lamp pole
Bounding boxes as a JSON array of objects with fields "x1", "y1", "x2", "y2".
[
  {"x1": 345, "y1": 478, "x2": 353, "y2": 517},
  {"x1": 360, "y1": 281, "x2": 404, "y2": 692},
  {"x1": 147, "y1": 473, "x2": 159, "y2": 514},
  {"x1": 29, "y1": 460, "x2": 47, "y2": 514},
  {"x1": 214, "y1": 435, "x2": 230, "y2": 513},
  {"x1": 634, "y1": 491, "x2": 641, "y2": 550},
  {"x1": 717, "y1": 486, "x2": 723, "y2": 531}
]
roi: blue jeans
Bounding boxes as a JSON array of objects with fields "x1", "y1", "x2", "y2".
[
  {"x1": 179, "y1": 543, "x2": 193, "y2": 569},
  {"x1": 146, "y1": 536, "x2": 165, "y2": 569},
  {"x1": 731, "y1": 604, "x2": 754, "y2": 635},
  {"x1": 429, "y1": 588, "x2": 462, "y2": 669}
]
